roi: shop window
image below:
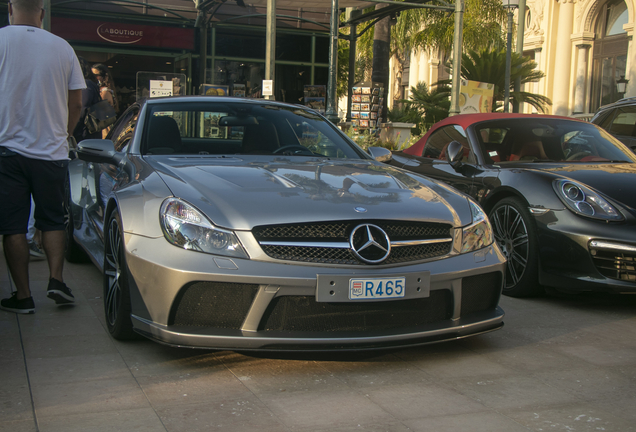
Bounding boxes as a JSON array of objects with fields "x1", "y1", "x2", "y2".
[
  {"x1": 275, "y1": 64, "x2": 311, "y2": 103},
  {"x1": 213, "y1": 61, "x2": 264, "y2": 98},
  {"x1": 314, "y1": 67, "x2": 329, "y2": 87},
  {"x1": 314, "y1": 36, "x2": 330, "y2": 64},
  {"x1": 215, "y1": 29, "x2": 266, "y2": 59},
  {"x1": 276, "y1": 33, "x2": 312, "y2": 62}
]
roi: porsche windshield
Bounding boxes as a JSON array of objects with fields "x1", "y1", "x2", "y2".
[{"x1": 141, "y1": 102, "x2": 365, "y2": 159}]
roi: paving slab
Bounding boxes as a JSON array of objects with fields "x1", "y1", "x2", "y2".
[{"x1": 1, "y1": 241, "x2": 636, "y2": 432}]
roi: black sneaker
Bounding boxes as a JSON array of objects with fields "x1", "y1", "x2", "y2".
[
  {"x1": 0, "y1": 293, "x2": 35, "y2": 314},
  {"x1": 46, "y1": 278, "x2": 75, "y2": 305}
]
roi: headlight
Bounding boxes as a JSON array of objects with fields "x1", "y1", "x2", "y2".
[
  {"x1": 553, "y1": 179, "x2": 623, "y2": 221},
  {"x1": 160, "y1": 198, "x2": 249, "y2": 259},
  {"x1": 461, "y1": 200, "x2": 494, "y2": 253}
]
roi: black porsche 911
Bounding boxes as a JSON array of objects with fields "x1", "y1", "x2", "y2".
[{"x1": 383, "y1": 113, "x2": 636, "y2": 297}]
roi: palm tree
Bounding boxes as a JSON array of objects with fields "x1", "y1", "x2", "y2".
[
  {"x1": 441, "y1": 48, "x2": 552, "y2": 113},
  {"x1": 392, "y1": 82, "x2": 451, "y2": 133},
  {"x1": 410, "y1": 0, "x2": 508, "y2": 54}
]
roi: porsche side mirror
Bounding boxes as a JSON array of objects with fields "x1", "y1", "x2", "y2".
[
  {"x1": 368, "y1": 146, "x2": 392, "y2": 162},
  {"x1": 445, "y1": 141, "x2": 464, "y2": 170},
  {"x1": 77, "y1": 139, "x2": 123, "y2": 165}
]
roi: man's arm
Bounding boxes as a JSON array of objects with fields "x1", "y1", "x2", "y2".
[{"x1": 67, "y1": 89, "x2": 83, "y2": 136}]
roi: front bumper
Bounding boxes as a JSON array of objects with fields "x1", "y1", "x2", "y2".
[
  {"x1": 124, "y1": 233, "x2": 506, "y2": 351},
  {"x1": 535, "y1": 210, "x2": 636, "y2": 293}
]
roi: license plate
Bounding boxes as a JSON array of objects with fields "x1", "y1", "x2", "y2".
[{"x1": 349, "y1": 277, "x2": 405, "y2": 300}]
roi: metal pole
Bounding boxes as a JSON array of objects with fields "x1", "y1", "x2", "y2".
[
  {"x1": 513, "y1": 0, "x2": 526, "y2": 112},
  {"x1": 449, "y1": 0, "x2": 464, "y2": 116},
  {"x1": 503, "y1": 10, "x2": 513, "y2": 113},
  {"x1": 265, "y1": 0, "x2": 276, "y2": 100},
  {"x1": 325, "y1": 0, "x2": 340, "y2": 124},
  {"x1": 43, "y1": 0, "x2": 51, "y2": 31}
]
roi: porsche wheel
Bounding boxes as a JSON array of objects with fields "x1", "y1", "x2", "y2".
[
  {"x1": 103, "y1": 208, "x2": 137, "y2": 339},
  {"x1": 489, "y1": 197, "x2": 542, "y2": 297}
]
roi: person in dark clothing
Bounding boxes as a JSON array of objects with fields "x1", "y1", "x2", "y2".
[{"x1": 73, "y1": 56, "x2": 102, "y2": 143}]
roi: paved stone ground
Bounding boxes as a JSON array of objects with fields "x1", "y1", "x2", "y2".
[{"x1": 1, "y1": 248, "x2": 635, "y2": 432}]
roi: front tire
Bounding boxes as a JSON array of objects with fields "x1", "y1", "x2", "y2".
[
  {"x1": 103, "y1": 208, "x2": 137, "y2": 339},
  {"x1": 489, "y1": 197, "x2": 542, "y2": 297}
]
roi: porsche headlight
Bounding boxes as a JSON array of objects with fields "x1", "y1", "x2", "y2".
[
  {"x1": 160, "y1": 198, "x2": 248, "y2": 259},
  {"x1": 553, "y1": 179, "x2": 623, "y2": 221},
  {"x1": 461, "y1": 200, "x2": 494, "y2": 253}
]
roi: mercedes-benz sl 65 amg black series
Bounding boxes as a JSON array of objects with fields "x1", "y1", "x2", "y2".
[{"x1": 66, "y1": 96, "x2": 505, "y2": 351}]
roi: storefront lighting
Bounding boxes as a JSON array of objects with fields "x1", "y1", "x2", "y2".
[{"x1": 616, "y1": 76, "x2": 629, "y2": 94}]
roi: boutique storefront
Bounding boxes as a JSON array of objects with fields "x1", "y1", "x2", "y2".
[{"x1": 0, "y1": 0, "x2": 333, "y2": 114}]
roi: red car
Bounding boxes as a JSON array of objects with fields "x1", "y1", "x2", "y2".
[{"x1": 384, "y1": 113, "x2": 636, "y2": 297}]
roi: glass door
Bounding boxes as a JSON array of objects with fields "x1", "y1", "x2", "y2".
[{"x1": 174, "y1": 53, "x2": 192, "y2": 95}]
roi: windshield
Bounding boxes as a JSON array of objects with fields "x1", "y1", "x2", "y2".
[
  {"x1": 141, "y1": 102, "x2": 365, "y2": 159},
  {"x1": 474, "y1": 118, "x2": 636, "y2": 164}
]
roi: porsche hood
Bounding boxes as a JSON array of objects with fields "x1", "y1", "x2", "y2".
[
  {"x1": 150, "y1": 158, "x2": 473, "y2": 230},
  {"x1": 527, "y1": 163, "x2": 636, "y2": 211}
]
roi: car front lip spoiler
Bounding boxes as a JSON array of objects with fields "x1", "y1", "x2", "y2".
[{"x1": 130, "y1": 307, "x2": 505, "y2": 352}]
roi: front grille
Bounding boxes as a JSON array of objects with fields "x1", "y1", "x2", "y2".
[
  {"x1": 253, "y1": 220, "x2": 453, "y2": 265},
  {"x1": 461, "y1": 272, "x2": 502, "y2": 315},
  {"x1": 261, "y1": 245, "x2": 356, "y2": 265},
  {"x1": 591, "y1": 248, "x2": 636, "y2": 283},
  {"x1": 260, "y1": 290, "x2": 453, "y2": 332},
  {"x1": 169, "y1": 282, "x2": 259, "y2": 328}
]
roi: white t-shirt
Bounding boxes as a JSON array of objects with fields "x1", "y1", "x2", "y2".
[{"x1": 0, "y1": 25, "x2": 86, "y2": 161}]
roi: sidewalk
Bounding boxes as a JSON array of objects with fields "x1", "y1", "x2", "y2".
[{"x1": 2, "y1": 243, "x2": 636, "y2": 432}]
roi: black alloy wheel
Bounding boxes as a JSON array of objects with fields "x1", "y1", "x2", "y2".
[
  {"x1": 489, "y1": 197, "x2": 542, "y2": 297},
  {"x1": 103, "y1": 208, "x2": 137, "y2": 339}
]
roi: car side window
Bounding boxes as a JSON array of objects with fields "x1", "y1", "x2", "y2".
[
  {"x1": 424, "y1": 125, "x2": 470, "y2": 162},
  {"x1": 111, "y1": 107, "x2": 140, "y2": 152},
  {"x1": 596, "y1": 109, "x2": 616, "y2": 130},
  {"x1": 609, "y1": 106, "x2": 636, "y2": 137}
]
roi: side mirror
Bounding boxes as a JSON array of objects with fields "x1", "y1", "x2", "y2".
[
  {"x1": 77, "y1": 139, "x2": 123, "y2": 165},
  {"x1": 368, "y1": 146, "x2": 392, "y2": 162},
  {"x1": 445, "y1": 141, "x2": 464, "y2": 170}
]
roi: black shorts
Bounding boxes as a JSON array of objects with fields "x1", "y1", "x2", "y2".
[{"x1": 0, "y1": 147, "x2": 68, "y2": 235}]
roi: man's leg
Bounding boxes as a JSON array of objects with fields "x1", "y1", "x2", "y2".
[
  {"x1": 3, "y1": 234, "x2": 31, "y2": 299},
  {"x1": 42, "y1": 230, "x2": 65, "y2": 282}
]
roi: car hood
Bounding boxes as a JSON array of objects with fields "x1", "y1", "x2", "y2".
[
  {"x1": 515, "y1": 162, "x2": 636, "y2": 210},
  {"x1": 149, "y1": 157, "x2": 472, "y2": 230}
]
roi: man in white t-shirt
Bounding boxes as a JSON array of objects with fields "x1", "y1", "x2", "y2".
[{"x1": 0, "y1": 0, "x2": 85, "y2": 314}]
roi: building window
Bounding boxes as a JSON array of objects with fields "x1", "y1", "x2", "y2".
[{"x1": 590, "y1": 0, "x2": 629, "y2": 112}]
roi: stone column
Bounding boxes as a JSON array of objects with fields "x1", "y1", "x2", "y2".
[
  {"x1": 624, "y1": 23, "x2": 635, "y2": 98},
  {"x1": 552, "y1": 0, "x2": 575, "y2": 115},
  {"x1": 428, "y1": 58, "x2": 440, "y2": 89},
  {"x1": 572, "y1": 34, "x2": 594, "y2": 114}
]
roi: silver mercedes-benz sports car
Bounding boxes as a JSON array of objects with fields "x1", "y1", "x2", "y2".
[{"x1": 66, "y1": 96, "x2": 505, "y2": 351}]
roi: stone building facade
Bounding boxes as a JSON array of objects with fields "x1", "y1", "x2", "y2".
[{"x1": 392, "y1": 0, "x2": 634, "y2": 118}]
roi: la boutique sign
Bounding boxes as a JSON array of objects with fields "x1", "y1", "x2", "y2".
[
  {"x1": 51, "y1": 17, "x2": 195, "y2": 50},
  {"x1": 97, "y1": 24, "x2": 144, "y2": 44}
]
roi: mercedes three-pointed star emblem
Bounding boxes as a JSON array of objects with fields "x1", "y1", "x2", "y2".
[{"x1": 349, "y1": 224, "x2": 391, "y2": 264}]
